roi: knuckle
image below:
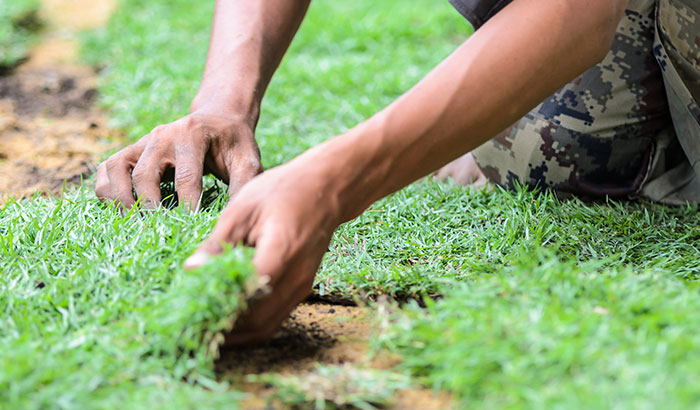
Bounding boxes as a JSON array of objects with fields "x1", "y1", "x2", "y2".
[
  {"x1": 182, "y1": 115, "x2": 205, "y2": 134},
  {"x1": 151, "y1": 124, "x2": 166, "y2": 135},
  {"x1": 95, "y1": 182, "x2": 109, "y2": 198},
  {"x1": 130, "y1": 167, "x2": 150, "y2": 186},
  {"x1": 105, "y1": 156, "x2": 123, "y2": 172},
  {"x1": 174, "y1": 167, "x2": 198, "y2": 186},
  {"x1": 246, "y1": 158, "x2": 264, "y2": 175}
]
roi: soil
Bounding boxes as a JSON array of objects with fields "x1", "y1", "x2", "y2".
[
  {"x1": 218, "y1": 302, "x2": 453, "y2": 409},
  {"x1": 0, "y1": 0, "x2": 119, "y2": 202}
]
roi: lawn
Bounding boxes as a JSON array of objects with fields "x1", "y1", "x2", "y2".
[{"x1": 3, "y1": 0, "x2": 700, "y2": 408}]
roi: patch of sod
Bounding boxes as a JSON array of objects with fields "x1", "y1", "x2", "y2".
[
  {"x1": 0, "y1": 0, "x2": 41, "y2": 70},
  {"x1": 380, "y1": 249, "x2": 700, "y2": 408},
  {"x1": 0, "y1": 189, "x2": 257, "y2": 409}
]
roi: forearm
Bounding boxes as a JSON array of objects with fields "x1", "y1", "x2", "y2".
[
  {"x1": 301, "y1": 0, "x2": 628, "y2": 222},
  {"x1": 190, "y1": 0, "x2": 310, "y2": 127}
]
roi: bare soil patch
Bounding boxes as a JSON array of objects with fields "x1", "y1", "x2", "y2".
[
  {"x1": 218, "y1": 302, "x2": 452, "y2": 409},
  {"x1": 41, "y1": 0, "x2": 117, "y2": 30},
  {"x1": 0, "y1": 64, "x2": 115, "y2": 200},
  {"x1": 0, "y1": 1, "x2": 118, "y2": 202}
]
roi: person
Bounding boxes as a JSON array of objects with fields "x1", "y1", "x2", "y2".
[{"x1": 95, "y1": 0, "x2": 700, "y2": 344}]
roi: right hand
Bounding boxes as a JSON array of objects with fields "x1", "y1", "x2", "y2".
[
  {"x1": 185, "y1": 154, "x2": 342, "y2": 344},
  {"x1": 95, "y1": 112, "x2": 263, "y2": 210}
]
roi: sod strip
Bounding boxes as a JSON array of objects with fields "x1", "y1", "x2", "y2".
[{"x1": 0, "y1": 191, "x2": 256, "y2": 409}]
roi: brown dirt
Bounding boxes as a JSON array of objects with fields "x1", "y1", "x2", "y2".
[
  {"x1": 0, "y1": 0, "x2": 119, "y2": 202},
  {"x1": 218, "y1": 302, "x2": 453, "y2": 409},
  {"x1": 40, "y1": 0, "x2": 117, "y2": 30}
]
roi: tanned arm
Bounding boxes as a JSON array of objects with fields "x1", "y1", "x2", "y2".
[{"x1": 187, "y1": 0, "x2": 630, "y2": 343}]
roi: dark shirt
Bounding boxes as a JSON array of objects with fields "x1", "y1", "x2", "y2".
[{"x1": 448, "y1": 0, "x2": 512, "y2": 30}]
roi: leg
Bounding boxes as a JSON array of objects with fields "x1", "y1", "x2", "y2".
[
  {"x1": 640, "y1": 0, "x2": 700, "y2": 204},
  {"x1": 440, "y1": 0, "x2": 671, "y2": 198}
]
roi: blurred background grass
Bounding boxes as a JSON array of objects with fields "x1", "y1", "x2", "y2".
[
  {"x1": 82, "y1": 0, "x2": 473, "y2": 166},
  {"x1": 0, "y1": 0, "x2": 41, "y2": 70}
]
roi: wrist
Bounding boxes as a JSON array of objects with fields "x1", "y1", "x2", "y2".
[
  {"x1": 290, "y1": 122, "x2": 393, "y2": 224},
  {"x1": 190, "y1": 85, "x2": 261, "y2": 130},
  {"x1": 189, "y1": 101, "x2": 259, "y2": 129}
]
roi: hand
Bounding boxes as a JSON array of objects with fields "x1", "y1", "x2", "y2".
[
  {"x1": 95, "y1": 113, "x2": 263, "y2": 210},
  {"x1": 184, "y1": 159, "x2": 342, "y2": 344}
]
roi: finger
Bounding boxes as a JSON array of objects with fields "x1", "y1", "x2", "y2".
[
  {"x1": 252, "y1": 225, "x2": 287, "y2": 281},
  {"x1": 226, "y1": 153, "x2": 263, "y2": 195},
  {"x1": 106, "y1": 145, "x2": 143, "y2": 209},
  {"x1": 95, "y1": 162, "x2": 111, "y2": 199},
  {"x1": 227, "y1": 232, "x2": 319, "y2": 345},
  {"x1": 183, "y1": 204, "x2": 251, "y2": 269},
  {"x1": 174, "y1": 140, "x2": 206, "y2": 211},
  {"x1": 132, "y1": 146, "x2": 171, "y2": 208}
]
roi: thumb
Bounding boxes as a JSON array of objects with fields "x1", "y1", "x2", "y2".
[{"x1": 184, "y1": 206, "x2": 250, "y2": 270}]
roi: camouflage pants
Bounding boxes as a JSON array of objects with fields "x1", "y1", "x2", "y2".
[{"x1": 473, "y1": 0, "x2": 700, "y2": 204}]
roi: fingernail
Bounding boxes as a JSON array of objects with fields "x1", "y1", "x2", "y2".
[{"x1": 184, "y1": 252, "x2": 210, "y2": 269}]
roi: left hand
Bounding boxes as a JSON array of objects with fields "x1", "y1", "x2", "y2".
[{"x1": 184, "y1": 159, "x2": 342, "y2": 344}]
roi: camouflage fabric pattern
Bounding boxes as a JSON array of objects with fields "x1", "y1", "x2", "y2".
[
  {"x1": 641, "y1": 0, "x2": 700, "y2": 203},
  {"x1": 473, "y1": 0, "x2": 700, "y2": 203}
]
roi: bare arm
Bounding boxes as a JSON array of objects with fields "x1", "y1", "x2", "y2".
[
  {"x1": 314, "y1": 0, "x2": 629, "y2": 222},
  {"x1": 96, "y1": 0, "x2": 310, "y2": 209},
  {"x1": 189, "y1": 0, "x2": 630, "y2": 343},
  {"x1": 191, "y1": 0, "x2": 310, "y2": 126}
]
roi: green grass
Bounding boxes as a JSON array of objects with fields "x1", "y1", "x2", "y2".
[
  {"x1": 319, "y1": 182, "x2": 700, "y2": 300},
  {"x1": 0, "y1": 0, "x2": 41, "y2": 69},
  {"x1": 380, "y1": 250, "x2": 700, "y2": 408},
  {"x1": 1, "y1": 191, "x2": 257, "y2": 408},
  {"x1": 2, "y1": 0, "x2": 700, "y2": 408}
]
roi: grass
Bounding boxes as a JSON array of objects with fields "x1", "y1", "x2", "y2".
[
  {"x1": 319, "y1": 182, "x2": 700, "y2": 300},
  {"x1": 0, "y1": 0, "x2": 41, "y2": 70},
  {"x1": 1, "y1": 191, "x2": 259, "y2": 408},
  {"x1": 2, "y1": 0, "x2": 700, "y2": 408},
  {"x1": 380, "y1": 250, "x2": 700, "y2": 408}
]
